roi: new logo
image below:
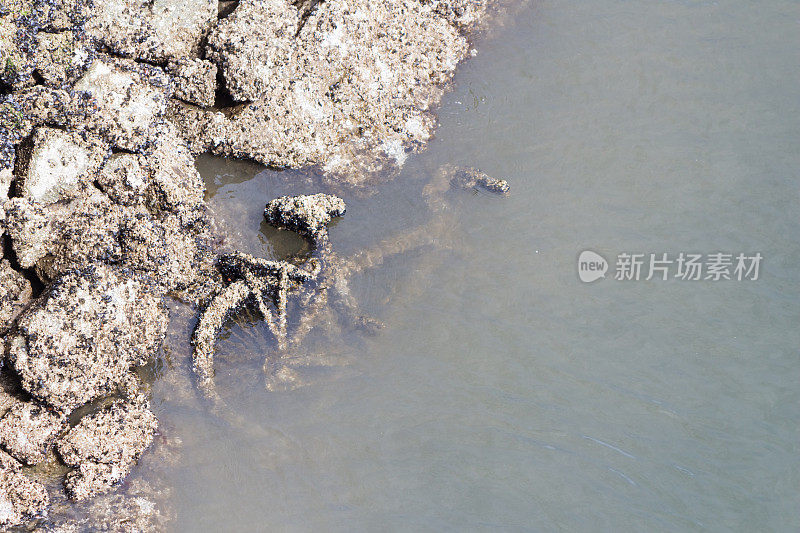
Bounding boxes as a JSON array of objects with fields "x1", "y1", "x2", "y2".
[{"x1": 578, "y1": 250, "x2": 608, "y2": 283}]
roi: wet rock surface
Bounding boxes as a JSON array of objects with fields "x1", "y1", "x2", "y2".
[{"x1": 57, "y1": 399, "x2": 158, "y2": 501}]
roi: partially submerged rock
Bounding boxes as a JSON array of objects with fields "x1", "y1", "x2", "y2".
[
  {"x1": 197, "y1": 0, "x2": 469, "y2": 181},
  {"x1": 264, "y1": 194, "x2": 346, "y2": 240},
  {"x1": 9, "y1": 264, "x2": 169, "y2": 413},
  {"x1": 0, "y1": 259, "x2": 32, "y2": 333},
  {"x1": 0, "y1": 401, "x2": 67, "y2": 465},
  {"x1": 57, "y1": 399, "x2": 158, "y2": 501}
]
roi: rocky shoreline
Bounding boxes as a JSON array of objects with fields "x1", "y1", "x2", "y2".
[{"x1": 0, "y1": 0, "x2": 497, "y2": 528}]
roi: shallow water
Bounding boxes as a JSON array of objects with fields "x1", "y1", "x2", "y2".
[{"x1": 153, "y1": 1, "x2": 798, "y2": 531}]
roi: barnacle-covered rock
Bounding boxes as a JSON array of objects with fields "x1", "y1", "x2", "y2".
[
  {"x1": 0, "y1": 13, "x2": 37, "y2": 90},
  {"x1": 167, "y1": 58, "x2": 217, "y2": 108},
  {"x1": 0, "y1": 449, "x2": 21, "y2": 472},
  {"x1": 0, "y1": 96, "x2": 24, "y2": 198},
  {"x1": 8, "y1": 264, "x2": 169, "y2": 413},
  {"x1": 73, "y1": 56, "x2": 171, "y2": 152},
  {"x1": 146, "y1": 121, "x2": 205, "y2": 213},
  {"x1": 84, "y1": 0, "x2": 217, "y2": 63},
  {"x1": 419, "y1": 0, "x2": 491, "y2": 30},
  {"x1": 11, "y1": 86, "x2": 95, "y2": 138},
  {"x1": 0, "y1": 401, "x2": 67, "y2": 465},
  {"x1": 95, "y1": 122, "x2": 205, "y2": 215},
  {"x1": 2, "y1": 198, "x2": 51, "y2": 270},
  {"x1": 95, "y1": 153, "x2": 149, "y2": 207},
  {"x1": 264, "y1": 194, "x2": 346, "y2": 240},
  {"x1": 0, "y1": 466, "x2": 49, "y2": 527},
  {"x1": 4, "y1": 190, "x2": 124, "y2": 281},
  {"x1": 34, "y1": 31, "x2": 93, "y2": 87},
  {"x1": 35, "y1": 0, "x2": 91, "y2": 31},
  {"x1": 20, "y1": 127, "x2": 108, "y2": 206},
  {"x1": 0, "y1": 259, "x2": 32, "y2": 334},
  {"x1": 120, "y1": 209, "x2": 217, "y2": 298},
  {"x1": 57, "y1": 399, "x2": 158, "y2": 501},
  {"x1": 199, "y1": 0, "x2": 468, "y2": 182},
  {"x1": 206, "y1": 0, "x2": 298, "y2": 103},
  {"x1": 0, "y1": 166, "x2": 12, "y2": 201}
]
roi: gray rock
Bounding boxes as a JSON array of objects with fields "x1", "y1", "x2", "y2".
[
  {"x1": 0, "y1": 401, "x2": 67, "y2": 465},
  {"x1": 0, "y1": 96, "x2": 25, "y2": 182},
  {"x1": 0, "y1": 167, "x2": 11, "y2": 200},
  {"x1": 0, "y1": 387, "x2": 20, "y2": 421},
  {"x1": 34, "y1": 32, "x2": 93, "y2": 88},
  {"x1": 146, "y1": 121, "x2": 205, "y2": 214},
  {"x1": 0, "y1": 259, "x2": 32, "y2": 334},
  {"x1": 95, "y1": 153, "x2": 150, "y2": 207},
  {"x1": 167, "y1": 58, "x2": 217, "y2": 108},
  {"x1": 0, "y1": 449, "x2": 21, "y2": 472},
  {"x1": 0, "y1": 12, "x2": 37, "y2": 90},
  {"x1": 34, "y1": 0, "x2": 91, "y2": 32},
  {"x1": 2, "y1": 198, "x2": 51, "y2": 270},
  {"x1": 200, "y1": 0, "x2": 469, "y2": 181},
  {"x1": 4, "y1": 190, "x2": 124, "y2": 281},
  {"x1": 9, "y1": 264, "x2": 169, "y2": 413},
  {"x1": 21, "y1": 127, "x2": 107, "y2": 206},
  {"x1": 85, "y1": 0, "x2": 217, "y2": 63},
  {"x1": 73, "y1": 56, "x2": 171, "y2": 152},
  {"x1": 95, "y1": 122, "x2": 205, "y2": 215},
  {"x1": 120, "y1": 209, "x2": 216, "y2": 298},
  {"x1": 419, "y1": 0, "x2": 491, "y2": 30},
  {"x1": 0, "y1": 467, "x2": 50, "y2": 527},
  {"x1": 57, "y1": 399, "x2": 158, "y2": 501},
  {"x1": 9, "y1": 86, "x2": 103, "y2": 144},
  {"x1": 206, "y1": 0, "x2": 298, "y2": 103}
]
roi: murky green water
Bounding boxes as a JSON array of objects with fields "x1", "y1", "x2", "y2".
[{"x1": 151, "y1": 1, "x2": 798, "y2": 530}]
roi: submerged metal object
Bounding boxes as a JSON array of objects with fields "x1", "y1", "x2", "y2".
[
  {"x1": 193, "y1": 171, "x2": 509, "y2": 397},
  {"x1": 192, "y1": 194, "x2": 347, "y2": 397}
]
